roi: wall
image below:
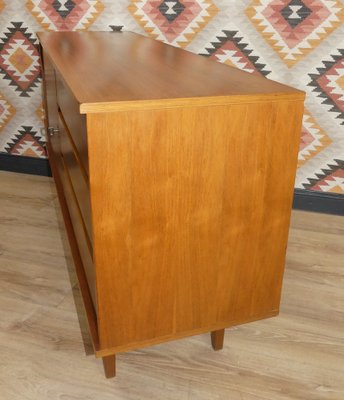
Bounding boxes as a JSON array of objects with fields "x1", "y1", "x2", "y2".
[{"x1": 0, "y1": 0, "x2": 343, "y2": 194}]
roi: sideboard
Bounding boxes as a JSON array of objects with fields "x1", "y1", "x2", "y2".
[{"x1": 38, "y1": 31, "x2": 305, "y2": 378}]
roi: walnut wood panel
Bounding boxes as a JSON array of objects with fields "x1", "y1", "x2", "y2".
[
  {"x1": 58, "y1": 154, "x2": 97, "y2": 308},
  {"x1": 55, "y1": 71, "x2": 88, "y2": 174},
  {"x1": 87, "y1": 100, "x2": 304, "y2": 353},
  {"x1": 37, "y1": 31, "x2": 303, "y2": 114},
  {"x1": 58, "y1": 112, "x2": 92, "y2": 244}
]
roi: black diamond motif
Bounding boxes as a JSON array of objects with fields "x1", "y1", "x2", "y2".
[
  {"x1": 52, "y1": 0, "x2": 76, "y2": 19},
  {"x1": 200, "y1": 30, "x2": 272, "y2": 77},
  {"x1": 158, "y1": 1, "x2": 185, "y2": 23},
  {"x1": 281, "y1": 0, "x2": 312, "y2": 28},
  {"x1": 0, "y1": 22, "x2": 41, "y2": 97},
  {"x1": 308, "y1": 48, "x2": 344, "y2": 125}
]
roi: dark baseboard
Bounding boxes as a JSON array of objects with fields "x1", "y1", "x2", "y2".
[
  {"x1": 0, "y1": 153, "x2": 52, "y2": 177},
  {"x1": 1, "y1": 153, "x2": 343, "y2": 215},
  {"x1": 293, "y1": 188, "x2": 344, "y2": 216}
]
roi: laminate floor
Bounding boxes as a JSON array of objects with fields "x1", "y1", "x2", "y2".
[{"x1": 0, "y1": 171, "x2": 343, "y2": 400}]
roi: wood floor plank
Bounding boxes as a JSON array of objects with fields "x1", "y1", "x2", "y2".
[{"x1": 0, "y1": 171, "x2": 343, "y2": 399}]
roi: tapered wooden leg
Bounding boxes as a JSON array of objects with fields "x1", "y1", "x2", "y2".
[
  {"x1": 211, "y1": 329, "x2": 225, "y2": 351},
  {"x1": 102, "y1": 355, "x2": 116, "y2": 378}
]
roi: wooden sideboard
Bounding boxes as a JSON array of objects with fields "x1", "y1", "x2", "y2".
[{"x1": 38, "y1": 31, "x2": 305, "y2": 378}]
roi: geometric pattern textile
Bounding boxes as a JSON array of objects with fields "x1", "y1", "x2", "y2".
[
  {"x1": 298, "y1": 109, "x2": 332, "y2": 167},
  {"x1": 308, "y1": 48, "x2": 344, "y2": 125},
  {"x1": 302, "y1": 159, "x2": 344, "y2": 193},
  {"x1": 0, "y1": 0, "x2": 343, "y2": 194},
  {"x1": 4, "y1": 125, "x2": 47, "y2": 157},
  {"x1": 246, "y1": 0, "x2": 344, "y2": 67},
  {"x1": 128, "y1": 0, "x2": 219, "y2": 47},
  {"x1": 0, "y1": 91, "x2": 16, "y2": 131},
  {"x1": 0, "y1": 22, "x2": 41, "y2": 97},
  {"x1": 200, "y1": 27, "x2": 271, "y2": 77},
  {"x1": 27, "y1": 0, "x2": 105, "y2": 31}
]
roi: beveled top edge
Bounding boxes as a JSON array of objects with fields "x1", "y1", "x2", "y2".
[{"x1": 80, "y1": 93, "x2": 305, "y2": 114}]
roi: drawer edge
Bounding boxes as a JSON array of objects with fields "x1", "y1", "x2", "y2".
[{"x1": 47, "y1": 140, "x2": 100, "y2": 352}]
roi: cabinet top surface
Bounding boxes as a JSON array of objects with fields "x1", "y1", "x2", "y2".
[{"x1": 38, "y1": 31, "x2": 304, "y2": 113}]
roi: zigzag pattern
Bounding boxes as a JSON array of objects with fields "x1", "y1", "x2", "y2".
[
  {"x1": 128, "y1": 0, "x2": 219, "y2": 48},
  {"x1": 246, "y1": 0, "x2": 344, "y2": 67},
  {"x1": 200, "y1": 29, "x2": 271, "y2": 77},
  {"x1": 5, "y1": 125, "x2": 47, "y2": 158},
  {"x1": 0, "y1": 0, "x2": 342, "y2": 193},
  {"x1": 27, "y1": 0, "x2": 104, "y2": 31},
  {"x1": 308, "y1": 49, "x2": 344, "y2": 125},
  {"x1": 298, "y1": 109, "x2": 332, "y2": 167},
  {"x1": 303, "y1": 159, "x2": 344, "y2": 193},
  {"x1": 0, "y1": 22, "x2": 41, "y2": 97}
]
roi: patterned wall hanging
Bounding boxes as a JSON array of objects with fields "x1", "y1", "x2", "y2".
[{"x1": 0, "y1": 0, "x2": 343, "y2": 194}]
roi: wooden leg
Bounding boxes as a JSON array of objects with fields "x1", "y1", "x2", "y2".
[
  {"x1": 211, "y1": 329, "x2": 225, "y2": 351},
  {"x1": 102, "y1": 355, "x2": 116, "y2": 378}
]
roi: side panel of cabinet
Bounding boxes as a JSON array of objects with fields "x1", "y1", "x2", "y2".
[{"x1": 87, "y1": 100, "x2": 304, "y2": 354}]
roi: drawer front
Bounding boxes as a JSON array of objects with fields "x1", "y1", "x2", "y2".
[
  {"x1": 58, "y1": 112, "x2": 92, "y2": 243},
  {"x1": 56, "y1": 72, "x2": 89, "y2": 175},
  {"x1": 41, "y1": 52, "x2": 61, "y2": 170},
  {"x1": 41, "y1": 51, "x2": 58, "y2": 129},
  {"x1": 59, "y1": 155, "x2": 97, "y2": 308}
]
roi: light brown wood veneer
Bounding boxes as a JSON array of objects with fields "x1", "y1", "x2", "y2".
[{"x1": 37, "y1": 30, "x2": 305, "y2": 379}]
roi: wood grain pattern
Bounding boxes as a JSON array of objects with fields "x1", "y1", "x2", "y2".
[
  {"x1": 1, "y1": 171, "x2": 343, "y2": 399},
  {"x1": 40, "y1": 43, "x2": 97, "y2": 323},
  {"x1": 46, "y1": 140, "x2": 99, "y2": 340},
  {"x1": 55, "y1": 71, "x2": 88, "y2": 173},
  {"x1": 38, "y1": 31, "x2": 305, "y2": 377},
  {"x1": 87, "y1": 100, "x2": 304, "y2": 353},
  {"x1": 79, "y1": 94, "x2": 305, "y2": 114},
  {"x1": 37, "y1": 31, "x2": 304, "y2": 114},
  {"x1": 58, "y1": 154, "x2": 96, "y2": 308},
  {"x1": 58, "y1": 112, "x2": 92, "y2": 244}
]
